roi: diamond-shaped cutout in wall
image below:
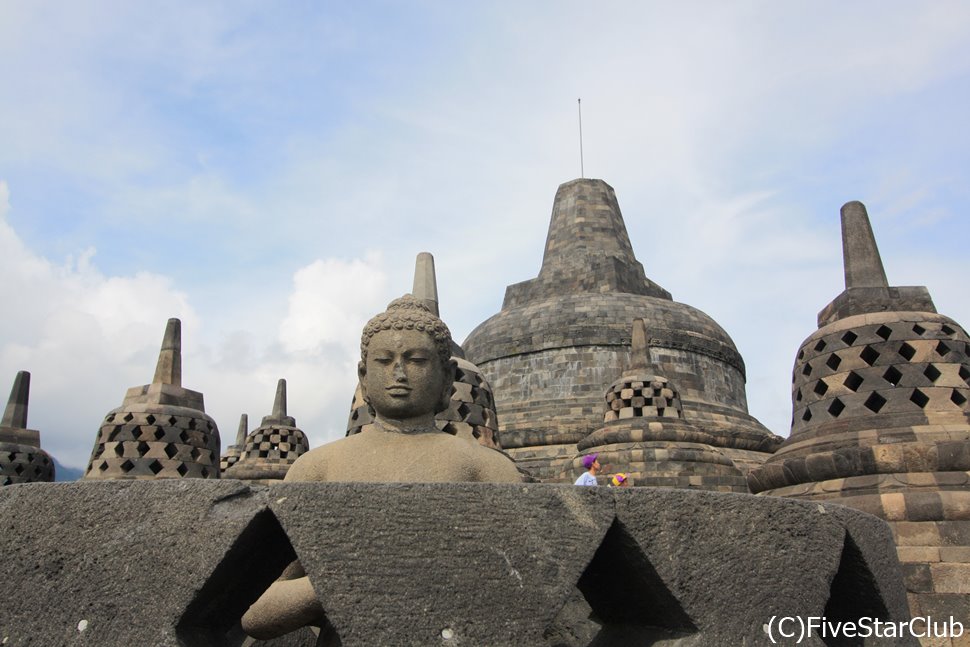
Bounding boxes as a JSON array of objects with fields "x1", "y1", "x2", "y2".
[
  {"x1": 937, "y1": 341, "x2": 951, "y2": 357},
  {"x1": 795, "y1": 389, "x2": 803, "y2": 402},
  {"x1": 822, "y1": 532, "x2": 890, "y2": 647},
  {"x1": 961, "y1": 366, "x2": 970, "y2": 386},
  {"x1": 913, "y1": 324, "x2": 926, "y2": 336},
  {"x1": 864, "y1": 393, "x2": 887, "y2": 413},
  {"x1": 924, "y1": 365, "x2": 942, "y2": 383},
  {"x1": 844, "y1": 371, "x2": 864, "y2": 392},
  {"x1": 860, "y1": 346, "x2": 880, "y2": 367},
  {"x1": 942, "y1": 324, "x2": 956, "y2": 335},
  {"x1": 802, "y1": 363, "x2": 813, "y2": 376},
  {"x1": 826, "y1": 355, "x2": 842, "y2": 371},
  {"x1": 898, "y1": 343, "x2": 916, "y2": 361},
  {"x1": 951, "y1": 390, "x2": 968, "y2": 407},
  {"x1": 876, "y1": 325, "x2": 893, "y2": 341},
  {"x1": 883, "y1": 366, "x2": 902, "y2": 387},
  {"x1": 814, "y1": 381, "x2": 829, "y2": 396},
  {"x1": 910, "y1": 389, "x2": 930, "y2": 409},
  {"x1": 802, "y1": 409, "x2": 813, "y2": 422},
  {"x1": 841, "y1": 331, "x2": 858, "y2": 346},
  {"x1": 798, "y1": 349, "x2": 805, "y2": 360},
  {"x1": 828, "y1": 399, "x2": 845, "y2": 417},
  {"x1": 148, "y1": 459, "x2": 163, "y2": 475},
  {"x1": 566, "y1": 517, "x2": 696, "y2": 644},
  {"x1": 815, "y1": 340, "x2": 827, "y2": 352}
]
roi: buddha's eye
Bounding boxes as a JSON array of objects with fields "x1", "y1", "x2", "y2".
[{"x1": 373, "y1": 356, "x2": 393, "y2": 365}]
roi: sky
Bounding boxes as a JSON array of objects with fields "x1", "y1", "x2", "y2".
[{"x1": 2, "y1": 1, "x2": 969, "y2": 471}]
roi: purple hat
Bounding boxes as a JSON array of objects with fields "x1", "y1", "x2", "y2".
[{"x1": 582, "y1": 453, "x2": 599, "y2": 469}]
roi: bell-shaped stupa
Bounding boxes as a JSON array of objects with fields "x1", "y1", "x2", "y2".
[
  {"x1": 224, "y1": 379, "x2": 309, "y2": 482},
  {"x1": 83, "y1": 318, "x2": 221, "y2": 479},
  {"x1": 0, "y1": 371, "x2": 55, "y2": 485},
  {"x1": 748, "y1": 201, "x2": 970, "y2": 624},
  {"x1": 219, "y1": 413, "x2": 249, "y2": 473},
  {"x1": 464, "y1": 179, "x2": 781, "y2": 481}
]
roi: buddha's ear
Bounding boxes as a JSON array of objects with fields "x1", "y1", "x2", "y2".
[
  {"x1": 358, "y1": 361, "x2": 368, "y2": 401},
  {"x1": 437, "y1": 358, "x2": 457, "y2": 412}
]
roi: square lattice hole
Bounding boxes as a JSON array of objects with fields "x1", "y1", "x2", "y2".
[
  {"x1": 815, "y1": 340, "x2": 827, "y2": 352},
  {"x1": 844, "y1": 371, "x2": 864, "y2": 392},
  {"x1": 841, "y1": 331, "x2": 858, "y2": 346},
  {"x1": 864, "y1": 392, "x2": 887, "y2": 413},
  {"x1": 883, "y1": 366, "x2": 903, "y2": 386},
  {"x1": 828, "y1": 399, "x2": 846, "y2": 417},
  {"x1": 876, "y1": 325, "x2": 893, "y2": 341},
  {"x1": 861, "y1": 346, "x2": 880, "y2": 366},
  {"x1": 802, "y1": 363, "x2": 813, "y2": 376},
  {"x1": 951, "y1": 390, "x2": 968, "y2": 406},
  {"x1": 937, "y1": 341, "x2": 951, "y2": 357},
  {"x1": 899, "y1": 343, "x2": 916, "y2": 361},
  {"x1": 826, "y1": 355, "x2": 842, "y2": 371},
  {"x1": 913, "y1": 324, "x2": 926, "y2": 336},
  {"x1": 961, "y1": 366, "x2": 970, "y2": 385},
  {"x1": 910, "y1": 389, "x2": 930, "y2": 409},
  {"x1": 802, "y1": 409, "x2": 813, "y2": 422},
  {"x1": 924, "y1": 365, "x2": 942, "y2": 383},
  {"x1": 814, "y1": 381, "x2": 829, "y2": 396}
]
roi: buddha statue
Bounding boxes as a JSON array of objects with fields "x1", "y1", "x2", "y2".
[{"x1": 242, "y1": 295, "x2": 521, "y2": 640}]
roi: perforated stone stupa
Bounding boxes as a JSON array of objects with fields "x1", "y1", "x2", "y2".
[
  {"x1": 83, "y1": 318, "x2": 221, "y2": 480},
  {"x1": 224, "y1": 379, "x2": 309, "y2": 482},
  {"x1": 0, "y1": 371, "x2": 55, "y2": 485},
  {"x1": 574, "y1": 319, "x2": 748, "y2": 492},
  {"x1": 219, "y1": 413, "x2": 248, "y2": 473},
  {"x1": 748, "y1": 201, "x2": 970, "y2": 632},
  {"x1": 463, "y1": 179, "x2": 782, "y2": 482},
  {"x1": 347, "y1": 252, "x2": 502, "y2": 449}
]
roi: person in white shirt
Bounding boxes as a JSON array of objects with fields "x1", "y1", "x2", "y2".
[{"x1": 574, "y1": 452, "x2": 600, "y2": 486}]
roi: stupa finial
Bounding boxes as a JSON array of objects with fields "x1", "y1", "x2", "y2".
[
  {"x1": 411, "y1": 252, "x2": 439, "y2": 317},
  {"x1": 152, "y1": 318, "x2": 182, "y2": 387},
  {"x1": 1, "y1": 370, "x2": 30, "y2": 429},
  {"x1": 235, "y1": 413, "x2": 249, "y2": 446},
  {"x1": 841, "y1": 201, "x2": 889, "y2": 289}
]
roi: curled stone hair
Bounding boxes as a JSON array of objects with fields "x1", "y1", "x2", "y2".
[{"x1": 360, "y1": 294, "x2": 453, "y2": 365}]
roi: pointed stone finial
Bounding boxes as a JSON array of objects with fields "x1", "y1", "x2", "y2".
[
  {"x1": 235, "y1": 414, "x2": 249, "y2": 446},
  {"x1": 152, "y1": 318, "x2": 182, "y2": 387},
  {"x1": 1, "y1": 371, "x2": 30, "y2": 429},
  {"x1": 628, "y1": 319, "x2": 652, "y2": 373},
  {"x1": 273, "y1": 379, "x2": 287, "y2": 419},
  {"x1": 841, "y1": 201, "x2": 889, "y2": 289},
  {"x1": 412, "y1": 252, "x2": 439, "y2": 317}
]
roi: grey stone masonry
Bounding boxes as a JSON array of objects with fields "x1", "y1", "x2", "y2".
[
  {"x1": 464, "y1": 179, "x2": 780, "y2": 481},
  {"x1": 220, "y1": 414, "x2": 248, "y2": 473},
  {"x1": 0, "y1": 371, "x2": 54, "y2": 485},
  {"x1": 0, "y1": 481, "x2": 914, "y2": 646},
  {"x1": 749, "y1": 200, "x2": 970, "y2": 642},
  {"x1": 224, "y1": 380, "x2": 309, "y2": 482},
  {"x1": 83, "y1": 318, "x2": 221, "y2": 480}
]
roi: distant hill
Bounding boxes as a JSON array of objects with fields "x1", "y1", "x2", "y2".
[{"x1": 53, "y1": 457, "x2": 85, "y2": 482}]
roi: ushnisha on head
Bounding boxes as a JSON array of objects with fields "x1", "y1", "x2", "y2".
[{"x1": 358, "y1": 295, "x2": 457, "y2": 422}]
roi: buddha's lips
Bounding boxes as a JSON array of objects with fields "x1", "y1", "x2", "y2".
[{"x1": 386, "y1": 386, "x2": 411, "y2": 395}]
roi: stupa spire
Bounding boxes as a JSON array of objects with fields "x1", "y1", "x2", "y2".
[
  {"x1": 235, "y1": 414, "x2": 249, "y2": 447},
  {"x1": 1, "y1": 370, "x2": 29, "y2": 429},
  {"x1": 841, "y1": 201, "x2": 889, "y2": 289},
  {"x1": 626, "y1": 319, "x2": 654, "y2": 375},
  {"x1": 411, "y1": 252, "x2": 439, "y2": 317},
  {"x1": 152, "y1": 318, "x2": 182, "y2": 387}
]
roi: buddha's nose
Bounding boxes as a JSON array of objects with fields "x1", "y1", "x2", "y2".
[{"x1": 393, "y1": 361, "x2": 407, "y2": 381}]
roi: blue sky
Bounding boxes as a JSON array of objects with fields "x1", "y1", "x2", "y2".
[{"x1": 2, "y1": 1, "x2": 969, "y2": 469}]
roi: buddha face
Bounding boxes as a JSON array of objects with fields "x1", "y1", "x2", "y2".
[{"x1": 359, "y1": 328, "x2": 453, "y2": 420}]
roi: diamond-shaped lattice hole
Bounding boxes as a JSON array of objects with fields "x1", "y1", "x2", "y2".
[
  {"x1": 188, "y1": 418, "x2": 197, "y2": 430},
  {"x1": 123, "y1": 412, "x2": 134, "y2": 422},
  {"x1": 951, "y1": 390, "x2": 968, "y2": 407},
  {"x1": 814, "y1": 381, "x2": 829, "y2": 396},
  {"x1": 179, "y1": 430, "x2": 190, "y2": 443},
  {"x1": 924, "y1": 365, "x2": 942, "y2": 383},
  {"x1": 864, "y1": 392, "x2": 887, "y2": 413},
  {"x1": 795, "y1": 389, "x2": 803, "y2": 402},
  {"x1": 826, "y1": 355, "x2": 842, "y2": 371},
  {"x1": 961, "y1": 366, "x2": 970, "y2": 386},
  {"x1": 136, "y1": 441, "x2": 150, "y2": 456},
  {"x1": 844, "y1": 371, "x2": 864, "y2": 392},
  {"x1": 148, "y1": 459, "x2": 163, "y2": 475},
  {"x1": 861, "y1": 346, "x2": 880, "y2": 366},
  {"x1": 841, "y1": 331, "x2": 858, "y2": 346},
  {"x1": 913, "y1": 324, "x2": 926, "y2": 336},
  {"x1": 146, "y1": 414, "x2": 156, "y2": 425},
  {"x1": 802, "y1": 409, "x2": 813, "y2": 422},
  {"x1": 802, "y1": 364, "x2": 813, "y2": 376},
  {"x1": 883, "y1": 366, "x2": 902, "y2": 386},
  {"x1": 113, "y1": 443, "x2": 125, "y2": 457},
  {"x1": 942, "y1": 324, "x2": 956, "y2": 335},
  {"x1": 798, "y1": 349, "x2": 805, "y2": 360},
  {"x1": 14, "y1": 464, "x2": 24, "y2": 475},
  {"x1": 154, "y1": 428, "x2": 166, "y2": 441},
  {"x1": 98, "y1": 461, "x2": 109, "y2": 472},
  {"x1": 201, "y1": 467, "x2": 210, "y2": 478},
  {"x1": 910, "y1": 389, "x2": 930, "y2": 409},
  {"x1": 164, "y1": 444, "x2": 179, "y2": 459},
  {"x1": 120, "y1": 459, "x2": 135, "y2": 472},
  {"x1": 876, "y1": 325, "x2": 893, "y2": 341},
  {"x1": 176, "y1": 463, "x2": 188, "y2": 476},
  {"x1": 828, "y1": 399, "x2": 846, "y2": 417},
  {"x1": 937, "y1": 341, "x2": 951, "y2": 357},
  {"x1": 815, "y1": 340, "x2": 827, "y2": 352},
  {"x1": 899, "y1": 343, "x2": 916, "y2": 361}
]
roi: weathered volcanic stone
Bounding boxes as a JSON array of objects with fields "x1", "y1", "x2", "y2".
[
  {"x1": 220, "y1": 414, "x2": 249, "y2": 473},
  {"x1": 224, "y1": 380, "x2": 309, "y2": 482},
  {"x1": 464, "y1": 179, "x2": 779, "y2": 480},
  {"x1": 0, "y1": 371, "x2": 54, "y2": 485},
  {"x1": 0, "y1": 481, "x2": 913, "y2": 646}
]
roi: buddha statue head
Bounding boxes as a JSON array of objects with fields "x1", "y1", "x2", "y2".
[{"x1": 358, "y1": 295, "x2": 456, "y2": 423}]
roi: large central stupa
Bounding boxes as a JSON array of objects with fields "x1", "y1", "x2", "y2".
[{"x1": 463, "y1": 179, "x2": 781, "y2": 482}]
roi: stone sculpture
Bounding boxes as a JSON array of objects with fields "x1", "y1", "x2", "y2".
[
  {"x1": 0, "y1": 371, "x2": 55, "y2": 485},
  {"x1": 83, "y1": 318, "x2": 221, "y2": 480},
  {"x1": 218, "y1": 413, "x2": 248, "y2": 473},
  {"x1": 242, "y1": 294, "x2": 522, "y2": 641}
]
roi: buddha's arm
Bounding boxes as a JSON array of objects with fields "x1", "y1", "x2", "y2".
[
  {"x1": 478, "y1": 447, "x2": 525, "y2": 483},
  {"x1": 241, "y1": 562, "x2": 325, "y2": 639}
]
